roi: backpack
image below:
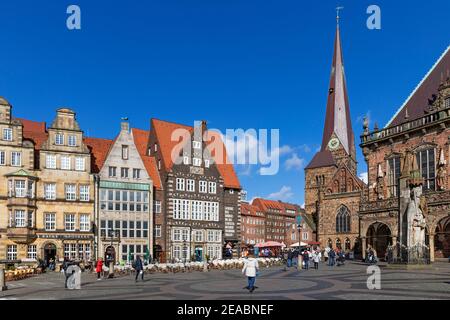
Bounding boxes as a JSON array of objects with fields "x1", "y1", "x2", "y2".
[{"x1": 132, "y1": 260, "x2": 136, "y2": 269}]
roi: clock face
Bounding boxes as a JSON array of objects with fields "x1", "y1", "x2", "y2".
[{"x1": 328, "y1": 138, "x2": 340, "y2": 150}]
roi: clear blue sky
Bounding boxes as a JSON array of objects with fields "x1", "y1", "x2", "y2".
[{"x1": 1, "y1": 0, "x2": 449, "y2": 205}]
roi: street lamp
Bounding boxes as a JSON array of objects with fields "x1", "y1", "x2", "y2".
[
  {"x1": 296, "y1": 216, "x2": 303, "y2": 270},
  {"x1": 183, "y1": 240, "x2": 187, "y2": 264}
]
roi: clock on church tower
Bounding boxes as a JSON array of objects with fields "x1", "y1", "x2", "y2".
[{"x1": 328, "y1": 137, "x2": 340, "y2": 151}]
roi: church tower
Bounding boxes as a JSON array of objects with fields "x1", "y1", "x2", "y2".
[{"x1": 304, "y1": 14, "x2": 362, "y2": 249}]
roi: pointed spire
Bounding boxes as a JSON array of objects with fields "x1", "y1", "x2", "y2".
[{"x1": 321, "y1": 15, "x2": 354, "y2": 155}]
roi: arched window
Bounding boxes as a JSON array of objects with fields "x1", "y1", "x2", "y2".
[
  {"x1": 336, "y1": 238, "x2": 342, "y2": 249},
  {"x1": 327, "y1": 238, "x2": 333, "y2": 248},
  {"x1": 336, "y1": 206, "x2": 351, "y2": 233},
  {"x1": 345, "y1": 238, "x2": 351, "y2": 250}
]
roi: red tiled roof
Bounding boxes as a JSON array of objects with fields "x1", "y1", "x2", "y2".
[
  {"x1": 252, "y1": 198, "x2": 301, "y2": 216},
  {"x1": 241, "y1": 202, "x2": 262, "y2": 216},
  {"x1": 132, "y1": 128, "x2": 162, "y2": 190},
  {"x1": 17, "y1": 118, "x2": 48, "y2": 150},
  {"x1": 387, "y1": 46, "x2": 450, "y2": 127},
  {"x1": 151, "y1": 118, "x2": 241, "y2": 189},
  {"x1": 84, "y1": 137, "x2": 113, "y2": 173}
]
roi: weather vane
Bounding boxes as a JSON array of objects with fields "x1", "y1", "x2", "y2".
[{"x1": 336, "y1": 6, "x2": 344, "y2": 25}]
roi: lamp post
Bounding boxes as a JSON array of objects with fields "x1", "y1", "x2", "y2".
[
  {"x1": 296, "y1": 216, "x2": 303, "y2": 270},
  {"x1": 183, "y1": 240, "x2": 187, "y2": 264}
]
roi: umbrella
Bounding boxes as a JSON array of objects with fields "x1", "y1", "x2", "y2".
[
  {"x1": 289, "y1": 242, "x2": 309, "y2": 247},
  {"x1": 255, "y1": 241, "x2": 284, "y2": 248}
]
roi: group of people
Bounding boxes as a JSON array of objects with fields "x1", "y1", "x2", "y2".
[
  {"x1": 283, "y1": 247, "x2": 323, "y2": 270},
  {"x1": 324, "y1": 247, "x2": 346, "y2": 266},
  {"x1": 94, "y1": 255, "x2": 145, "y2": 282}
]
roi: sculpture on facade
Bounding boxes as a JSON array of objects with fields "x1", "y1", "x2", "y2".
[
  {"x1": 375, "y1": 164, "x2": 385, "y2": 200},
  {"x1": 436, "y1": 148, "x2": 446, "y2": 191}
]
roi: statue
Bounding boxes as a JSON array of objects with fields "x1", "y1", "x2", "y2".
[
  {"x1": 407, "y1": 186, "x2": 426, "y2": 247},
  {"x1": 363, "y1": 116, "x2": 369, "y2": 135},
  {"x1": 436, "y1": 148, "x2": 446, "y2": 191},
  {"x1": 375, "y1": 164, "x2": 385, "y2": 200}
]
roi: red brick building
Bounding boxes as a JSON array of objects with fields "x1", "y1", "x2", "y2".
[{"x1": 240, "y1": 202, "x2": 265, "y2": 247}]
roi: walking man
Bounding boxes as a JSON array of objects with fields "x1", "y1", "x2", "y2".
[
  {"x1": 313, "y1": 250, "x2": 321, "y2": 270},
  {"x1": 134, "y1": 255, "x2": 144, "y2": 282},
  {"x1": 242, "y1": 252, "x2": 259, "y2": 293}
]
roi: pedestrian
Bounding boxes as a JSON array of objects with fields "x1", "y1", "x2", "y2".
[
  {"x1": 302, "y1": 249, "x2": 310, "y2": 270},
  {"x1": 133, "y1": 255, "x2": 144, "y2": 282},
  {"x1": 313, "y1": 250, "x2": 321, "y2": 269},
  {"x1": 95, "y1": 257, "x2": 103, "y2": 280},
  {"x1": 287, "y1": 249, "x2": 293, "y2": 268},
  {"x1": 324, "y1": 246, "x2": 330, "y2": 263},
  {"x1": 242, "y1": 251, "x2": 259, "y2": 293},
  {"x1": 329, "y1": 248, "x2": 336, "y2": 266}
]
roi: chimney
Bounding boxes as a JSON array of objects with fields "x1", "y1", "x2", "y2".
[{"x1": 121, "y1": 117, "x2": 129, "y2": 132}]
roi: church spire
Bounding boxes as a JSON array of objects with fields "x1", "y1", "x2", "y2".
[{"x1": 320, "y1": 12, "x2": 355, "y2": 156}]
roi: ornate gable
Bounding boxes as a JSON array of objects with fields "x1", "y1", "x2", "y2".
[{"x1": 325, "y1": 164, "x2": 363, "y2": 195}]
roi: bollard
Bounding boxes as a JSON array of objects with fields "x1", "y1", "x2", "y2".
[
  {"x1": 108, "y1": 262, "x2": 114, "y2": 278},
  {"x1": 0, "y1": 268, "x2": 7, "y2": 291}
]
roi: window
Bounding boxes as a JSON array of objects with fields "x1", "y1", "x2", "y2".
[
  {"x1": 64, "y1": 243, "x2": 77, "y2": 260},
  {"x1": 193, "y1": 141, "x2": 201, "y2": 149},
  {"x1": 417, "y1": 148, "x2": 436, "y2": 191},
  {"x1": 173, "y1": 229, "x2": 181, "y2": 241},
  {"x1": 158, "y1": 160, "x2": 161, "y2": 170},
  {"x1": 80, "y1": 214, "x2": 90, "y2": 231},
  {"x1": 44, "y1": 183, "x2": 56, "y2": 200},
  {"x1": 199, "y1": 181, "x2": 207, "y2": 193},
  {"x1": 27, "y1": 245, "x2": 37, "y2": 260},
  {"x1": 28, "y1": 211, "x2": 34, "y2": 228},
  {"x1": 194, "y1": 230, "x2": 203, "y2": 242},
  {"x1": 0, "y1": 150, "x2": 5, "y2": 165},
  {"x1": 302, "y1": 232, "x2": 309, "y2": 240},
  {"x1": 182, "y1": 229, "x2": 189, "y2": 241},
  {"x1": 61, "y1": 156, "x2": 71, "y2": 170},
  {"x1": 183, "y1": 156, "x2": 189, "y2": 165},
  {"x1": 122, "y1": 145, "x2": 129, "y2": 160},
  {"x1": 55, "y1": 133, "x2": 64, "y2": 145},
  {"x1": 176, "y1": 178, "x2": 185, "y2": 191},
  {"x1": 65, "y1": 214, "x2": 76, "y2": 231},
  {"x1": 445, "y1": 97, "x2": 450, "y2": 108},
  {"x1": 68, "y1": 135, "x2": 77, "y2": 146},
  {"x1": 7, "y1": 245, "x2": 17, "y2": 260},
  {"x1": 108, "y1": 166, "x2": 116, "y2": 177},
  {"x1": 121, "y1": 167, "x2": 129, "y2": 178},
  {"x1": 3, "y1": 128, "x2": 12, "y2": 141},
  {"x1": 193, "y1": 158, "x2": 201, "y2": 167},
  {"x1": 187, "y1": 179, "x2": 195, "y2": 192},
  {"x1": 65, "y1": 184, "x2": 76, "y2": 201},
  {"x1": 208, "y1": 182, "x2": 216, "y2": 194},
  {"x1": 75, "y1": 157, "x2": 85, "y2": 171},
  {"x1": 154, "y1": 200, "x2": 161, "y2": 213},
  {"x1": 79, "y1": 185, "x2": 90, "y2": 201},
  {"x1": 387, "y1": 157, "x2": 401, "y2": 197},
  {"x1": 155, "y1": 225, "x2": 161, "y2": 238},
  {"x1": 14, "y1": 210, "x2": 26, "y2": 227},
  {"x1": 205, "y1": 159, "x2": 210, "y2": 168},
  {"x1": 191, "y1": 201, "x2": 203, "y2": 220},
  {"x1": 336, "y1": 206, "x2": 351, "y2": 233},
  {"x1": 46, "y1": 154, "x2": 56, "y2": 169},
  {"x1": 173, "y1": 246, "x2": 181, "y2": 260},
  {"x1": 14, "y1": 180, "x2": 26, "y2": 197},
  {"x1": 154, "y1": 144, "x2": 158, "y2": 152},
  {"x1": 11, "y1": 152, "x2": 21, "y2": 166},
  {"x1": 133, "y1": 169, "x2": 140, "y2": 179},
  {"x1": 45, "y1": 213, "x2": 56, "y2": 231}
]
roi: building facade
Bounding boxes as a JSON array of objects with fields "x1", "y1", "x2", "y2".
[
  {"x1": 93, "y1": 120, "x2": 153, "y2": 263},
  {"x1": 0, "y1": 102, "x2": 95, "y2": 263},
  {"x1": 240, "y1": 202, "x2": 265, "y2": 246},
  {"x1": 360, "y1": 46, "x2": 450, "y2": 261},
  {"x1": 147, "y1": 119, "x2": 241, "y2": 262}
]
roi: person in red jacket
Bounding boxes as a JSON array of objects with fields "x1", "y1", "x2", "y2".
[{"x1": 95, "y1": 258, "x2": 103, "y2": 281}]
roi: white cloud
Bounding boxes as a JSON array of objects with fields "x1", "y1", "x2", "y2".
[
  {"x1": 267, "y1": 186, "x2": 294, "y2": 201},
  {"x1": 359, "y1": 172, "x2": 368, "y2": 184},
  {"x1": 285, "y1": 153, "x2": 305, "y2": 171}
]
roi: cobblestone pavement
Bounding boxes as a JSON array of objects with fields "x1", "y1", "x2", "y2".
[{"x1": 1, "y1": 261, "x2": 449, "y2": 300}]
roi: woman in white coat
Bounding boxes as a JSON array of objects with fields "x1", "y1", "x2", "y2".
[{"x1": 242, "y1": 252, "x2": 259, "y2": 293}]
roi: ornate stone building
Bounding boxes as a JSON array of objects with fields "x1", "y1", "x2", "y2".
[
  {"x1": 360, "y1": 46, "x2": 450, "y2": 261},
  {"x1": 304, "y1": 23, "x2": 364, "y2": 254},
  {"x1": 0, "y1": 101, "x2": 95, "y2": 263}
]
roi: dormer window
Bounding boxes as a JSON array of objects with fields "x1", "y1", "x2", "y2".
[
  {"x1": 3, "y1": 128, "x2": 12, "y2": 141},
  {"x1": 154, "y1": 144, "x2": 158, "y2": 152},
  {"x1": 193, "y1": 141, "x2": 201, "y2": 149},
  {"x1": 68, "y1": 135, "x2": 77, "y2": 147},
  {"x1": 55, "y1": 133, "x2": 64, "y2": 145},
  {"x1": 183, "y1": 156, "x2": 189, "y2": 165}
]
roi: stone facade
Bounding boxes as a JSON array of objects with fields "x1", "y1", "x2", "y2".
[
  {"x1": 0, "y1": 101, "x2": 95, "y2": 264},
  {"x1": 96, "y1": 120, "x2": 153, "y2": 263}
]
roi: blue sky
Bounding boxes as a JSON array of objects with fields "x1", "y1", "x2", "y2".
[{"x1": 1, "y1": 1, "x2": 449, "y2": 205}]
